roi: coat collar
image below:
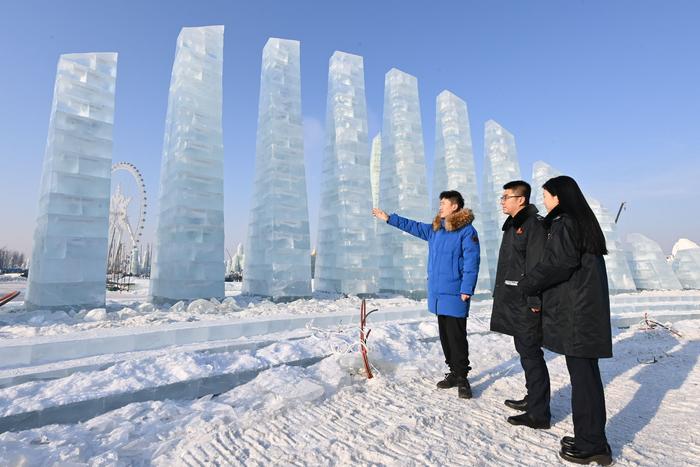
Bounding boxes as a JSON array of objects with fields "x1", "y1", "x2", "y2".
[
  {"x1": 432, "y1": 208, "x2": 474, "y2": 232},
  {"x1": 542, "y1": 204, "x2": 564, "y2": 229},
  {"x1": 502, "y1": 204, "x2": 539, "y2": 231}
]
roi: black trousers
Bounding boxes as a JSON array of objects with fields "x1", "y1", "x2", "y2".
[
  {"x1": 514, "y1": 335, "x2": 551, "y2": 421},
  {"x1": 438, "y1": 315, "x2": 471, "y2": 376},
  {"x1": 565, "y1": 356, "x2": 608, "y2": 451}
]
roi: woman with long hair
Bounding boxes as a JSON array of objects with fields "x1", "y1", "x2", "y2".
[{"x1": 518, "y1": 175, "x2": 613, "y2": 465}]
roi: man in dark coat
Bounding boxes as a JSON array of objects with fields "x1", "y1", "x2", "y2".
[
  {"x1": 373, "y1": 190, "x2": 480, "y2": 399},
  {"x1": 490, "y1": 180, "x2": 551, "y2": 429}
]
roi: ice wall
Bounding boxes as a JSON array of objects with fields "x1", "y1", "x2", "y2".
[
  {"x1": 26, "y1": 52, "x2": 118, "y2": 310},
  {"x1": 624, "y1": 233, "x2": 682, "y2": 290},
  {"x1": 432, "y1": 90, "x2": 490, "y2": 292},
  {"x1": 377, "y1": 68, "x2": 429, "y2": 297},
  {"x1": 243, "y1": 38, "x2": 312, "y2": 300},
  {"x1": 315, "y1": 51, "x2": 378, "y2": 294},
  {"x1": 481, "y1": 120, "x2": 521, "y2": 281},
  {"x1": 672, "y1": 239, "x2": 700, "y2": 289},
  {"x1": 150, "y1": 26, "x2": 225, "y2": 303}
]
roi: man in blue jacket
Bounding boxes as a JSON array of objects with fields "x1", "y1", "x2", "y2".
[{"x1": 373, "y1": 190, "x2": 480, "y2": 399}]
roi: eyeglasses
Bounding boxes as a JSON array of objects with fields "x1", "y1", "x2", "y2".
[{"x1": 499, "y1": 195, "x2": 523, "y2": 202}]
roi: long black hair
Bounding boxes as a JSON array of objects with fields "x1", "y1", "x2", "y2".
[{"x1": 542, "y1": 176, "x2": 608, "y2": 255}]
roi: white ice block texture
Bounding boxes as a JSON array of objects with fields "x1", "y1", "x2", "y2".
[
  {"x1": 531, "y1": 160, "x2": 561, "y2": 214},
  {"x1": 432, "y1": 91, "x2": 490, "y2": 293},
  {"x1": 587, "y1": 198, "x2": 637, "y2": 292},
  {"x1": 315, "y1": 52, "x2": 378, "y2": 295},
  {"x1": 531, "y1": 161, "x2": 636, "y2": 292},
  {"x1": 378, "y1": 69, "x2": 429, "y2": 296},
  {"x1": 150, "y1": 26, "x2": 225, "y2": 303},
  {"x1": 481, "y1": 120, "x2": 521, "y2": 282},
  {"x1": 370, "y1": 134, "x2": 381, "y2": 208},
  {"x1": 624, "y1": 233, "x2": 682, "y2": 290},
  {"x1": 672, "y1": 239, "x2": 700, "y2": 289},
  {"x1": 26, "y1": 53, "x2": 118, "y2": 310},
  {"x1": 243, "y1": 38, "x2": 312, "y2": 300}
]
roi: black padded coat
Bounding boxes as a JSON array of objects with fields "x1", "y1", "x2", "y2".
[
  {"x1": 490, "y1": 204, "x2": 546, "y2": 341},
  {"x1": 518, "y1": 206, "x2": 613, "y2": 358}
]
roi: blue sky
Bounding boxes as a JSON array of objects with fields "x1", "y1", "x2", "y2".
[{"x1": 1, "y1": 0, "x2": 698, "y2": 256}]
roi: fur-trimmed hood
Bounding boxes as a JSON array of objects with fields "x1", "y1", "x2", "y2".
[{"x1": 432, "y1": 208, "x2": 474, "y2": 232}]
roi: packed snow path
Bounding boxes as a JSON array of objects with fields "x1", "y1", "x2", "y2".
[{"x1": 0, "y1": 317, "x2": 698, "y2": 465}]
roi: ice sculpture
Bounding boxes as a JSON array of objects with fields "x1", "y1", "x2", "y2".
[
  {"x1": 531, "y1": 160, "x2": 561, "y2": 214},
  {"x1": 243, "y1": 38, "x2": 312, "y2": 300},
  {"x1": 149, "y1": 26, "x2": 225, "y2": 303},
  {"x1": 586, "y1": 198, "x2": 637, "y2": 292},
  {"x1": 315, "y1": 52, "x2": 378, "y2": 295},
  {"x1": 481, "y1": 120, "x2": 521, "y2": 281},
  {"x1": 531, "y1": 161, "x2": 636, "y2": 292},
  {"x1": 26, "y1": 53, "x2": 118, "y2": 310},
  {"x1": 671, "y1": 238, "x2": 700, "y2": 289},
  {"x1": 370, "y1": 134, "x2": 381, "y2": 208},
  {"x1": 432, "y1": 90, "x2": 491, "y2": 293},
  {"x1": 378, "y1": 68, "x2": 429, "y2": 297},
  {"x1": 624, "y1": 233, "x2": 682, "y2": 290}
]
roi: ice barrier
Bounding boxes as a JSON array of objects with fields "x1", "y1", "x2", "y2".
[{"x1": 0, "y1": 306, "x2": 435, "y2": 369}]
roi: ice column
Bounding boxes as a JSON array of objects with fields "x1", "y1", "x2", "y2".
[
  {"x1": 481, "y1": 120, "x2": 521, "y2": 281},
  {"x1": 26, "y1": 53, "x2": 118, "y2": 310},
  {"x1": 378, "y1": 68, "x2": 429, "y2": 297},
  {"x1": 370, "y1": 134, "x2": 381, "y2": 208},
  {"x1": 243, "y1": 38, "x2": 312, "y2": 300},
  {"x1": 315, "y1": 51, "x2": 378, "y2": 294},
  {"x1": 531, "y1": 161, "x2": 636, "y2": 292},
  {"x1": 624, "y1": 233, "x2": 682, "y2": 290},
  {"x1": 671, "y1": 239, "x2": 700, "y2": 289},
  {"x1": 149, "y1": 26, "x2": 225, "y2": 302},
  {"x1": 432, "y1": 91, "x2": 490, "y2": 292}
]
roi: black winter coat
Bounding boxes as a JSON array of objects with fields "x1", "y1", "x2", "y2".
[
  {"x1": 490, "y1": 205, "x2": 546, "y2": 340},
  {"x1": 518, "y1": 207, "x2": 613, "y2": 358}
]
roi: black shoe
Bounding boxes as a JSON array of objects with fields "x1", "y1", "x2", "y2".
[
  {"x1": 506, "y1": 413, "x2": 550, "y2": 429},
  {"x1": 559, "y1": 444, "x2": 612, "y2": 466},
  {"x1": 504, "y1": 397, "x2": 528, "y2": 411},
  {"x1": 457, "y1": 379, "x2": 472, "y2": 399},
  {"x1": 560, "y1": 436, "x2": 576, "y2": 450},
  {"x1": 436, "y1": 373, "x2": 459, "y2": 389}
]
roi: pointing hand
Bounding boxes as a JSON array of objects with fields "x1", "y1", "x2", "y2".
[{"x1": 372, "y1": 208, "x2": 389, "y2": 222}]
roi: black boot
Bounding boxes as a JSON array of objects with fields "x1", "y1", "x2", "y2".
[
  {"x1": 506, "y1": 413, "x2": 550, "y2": 429},
  {"x1": 560, "y1": 436, "x2": 575, "y2": 450},
  {"x1": 504, "y1": 397, "x2": 528, "y2": 411},
  {"x1": 559, "y1": 443, "x2": 612, "y2": 466},
  {"x1": 436, "y1": 373, "x2": 459, "y2": 389},
  {"x1": 457, "y1": 377, "x2": 472, "y2": 399}
]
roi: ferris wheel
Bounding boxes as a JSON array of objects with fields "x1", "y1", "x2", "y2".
[{"x1": 108, "y1": 162, "x2": 147, "y2": 275}]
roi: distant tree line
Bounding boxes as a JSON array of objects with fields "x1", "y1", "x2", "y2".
[{"x1": 0, "y1": 247, "x2": 27, "y2": 270}]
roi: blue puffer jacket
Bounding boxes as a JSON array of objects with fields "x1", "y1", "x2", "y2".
[{"x1": 387, "y1": 209, "x2": 480, "y2": 317}]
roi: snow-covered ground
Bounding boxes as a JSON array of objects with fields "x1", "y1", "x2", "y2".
[{"x1": 0, "y1": 275, "x2": 699, "y2": 465}]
